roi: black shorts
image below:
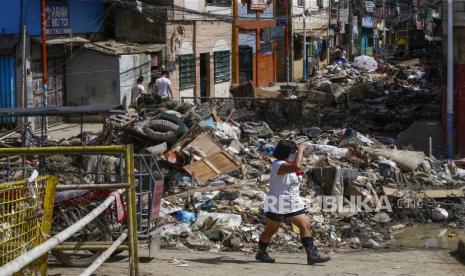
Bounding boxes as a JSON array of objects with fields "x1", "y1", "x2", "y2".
[{"x1": 265, "y1": 209, "x2": 306, "y2": 222}]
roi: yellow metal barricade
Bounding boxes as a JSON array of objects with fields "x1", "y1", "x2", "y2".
[
  {"x1": 0, "y1": 145, "x2": 139, "y2": 276},
  {"x1": 0, "y1": 176, "x2": 57, "y2": 276}
]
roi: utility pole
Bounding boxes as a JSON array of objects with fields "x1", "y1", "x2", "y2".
[
  {"x1": 286, "y1": 0, "x2": 294, "y2": 81},
  {"x1": 286, "y1": 0, "x2": 290, "y2": 84},
  {"x1": 232, "y1": 0, "x2": 237, "y2": 84},
  {"x1": 447, "y1": 0, "x2": 454, "y2": 158},
  {"x1": 303, "y1": 0, "x2": 307, "y2": 80},
  {"x1": 348, "y1": 0, "x2": 353, "y2": 60},
  {"x1": 382, "y1": 0, "x2": 386, "y2": 49},
  {"x1": 336, "y1": 0, "x2": 340, "y2": 46},
  {"x1": 40, "y1": 0, "x2": 48, "y2": 133}
]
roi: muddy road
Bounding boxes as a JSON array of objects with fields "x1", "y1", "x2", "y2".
[{"x1": 48, "y1": 248, "x2": 464, "y2": 276}]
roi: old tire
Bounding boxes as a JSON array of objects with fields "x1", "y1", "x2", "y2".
[
  {"x1": 146, "y1": 119, "x2": 179, "y2": 132},
  {"x1": 143, "y1": 128, "x2": 177, "y2": 141}
]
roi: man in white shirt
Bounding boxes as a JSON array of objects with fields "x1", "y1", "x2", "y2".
[
  {"x1": 131, "y1": 76, "x2": 145, "y2": 106},
  {"x1": 154, "y1": 70, "x2": 174, "y2": 103}
]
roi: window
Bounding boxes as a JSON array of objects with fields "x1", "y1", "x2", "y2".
[
  {"x1": 214, "y1": 51, "x2": 231, "y2": 83},
  {"x1": 297, "y1": 0, "x2": 304, "y2": 7},
  {"x1": 206, "y1": 0, "x2": 231, "y2": 6},
  {"x1": 317, "y1": 0, "x2": 323, "y2": 9},
  {"x1": 178, "y1": 54, "x2": 195, "y2": 90}
]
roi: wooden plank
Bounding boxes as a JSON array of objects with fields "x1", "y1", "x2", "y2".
[
  {"x1": 186, "y1": 132, "x2": 222, "y2": 156},
  {"x1": 397, "y1": 58, "x2": 420, "y2": 68},
  {"x1": 383, "y1": 186, "x2": 465, "y2": 199},
  {"x1": 222, "y1": 151, "x2": 241, "y2": 166},
  {"x1": 211, "y1": 106, "x2": 222, "y2": 122},
  {"x1": 183, "y1": 150, "x2": 242, "y2": 183},
  {"x1": 203, "y1": 159, "x2": 221, "y2": 174}
]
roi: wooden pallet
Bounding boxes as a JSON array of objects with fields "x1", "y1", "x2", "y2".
[{"x1": 110, "y1": 113, "x2": 139, "y2": 128}]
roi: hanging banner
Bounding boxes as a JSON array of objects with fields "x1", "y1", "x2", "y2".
[{"x1": 46, "y1": 0, "x2": 70, "y2": 34}]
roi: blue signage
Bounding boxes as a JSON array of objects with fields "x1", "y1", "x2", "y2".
[{"x1": 46, "y1": 0, "x2": 70, "y2": 34}]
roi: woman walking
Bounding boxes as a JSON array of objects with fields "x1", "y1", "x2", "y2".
[{"x1": 256, "y1": 140, "x2": 331, "y2": 264}]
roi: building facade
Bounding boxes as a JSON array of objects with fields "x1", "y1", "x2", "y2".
[
  {"x1": 232, "y1": 0, "x2": 277, "y2": 87},
  {"x1": 113, "y1": 0, "x2": 233, "y2": 100},
  {"x1": 0, "y1": 0, "x2": 106, "y2": 126},
  {"x1": 289, "y1": 0, "x2": 331, "y2": 80}
]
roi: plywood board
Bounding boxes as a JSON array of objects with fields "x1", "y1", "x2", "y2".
[
  {"x1": 383, "y1": 186, "x2": 464, "y2": 199},
  {"x1": 184, "y1": 150, "x2": 242, "y2": 183},
  {"x1": 185, "y1": 132, "x2": 222, "y2": 156}
]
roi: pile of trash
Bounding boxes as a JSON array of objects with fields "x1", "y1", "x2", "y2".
[
  {"x1": 0, "y1": 56, "x2": 459, "y2": 254},
  {"x1": 86, "y1": 95, "x2": 463, "y2": 253},
  {"x1": 305, "y1": 57, "x2": 440, "y2": 134}
]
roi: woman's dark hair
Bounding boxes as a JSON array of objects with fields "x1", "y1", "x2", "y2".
[
  {"x1": 273, "y1": 140, "x2": 297, "y2": 160},
  {"x1": 137, "y1": 76, "x2": 144, "y2": 83}
]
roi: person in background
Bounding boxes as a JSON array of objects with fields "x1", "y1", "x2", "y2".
[
  {"x1": 255, "y1": 140, "x2": 331, "y2": 265},
  {"x1": 131, "y1": 76, "x2": 145, "y2": 107},
  {"x1": 154, "y1": 70, "x2": 174, "y2": 103}
]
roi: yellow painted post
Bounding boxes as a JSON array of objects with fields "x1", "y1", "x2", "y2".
[
  {"x1": 39, "y1": 176, "x2": 57, "y2": 276},
  {"x1": 125, "y1": 144, "x2": 139, "y2": 276}
]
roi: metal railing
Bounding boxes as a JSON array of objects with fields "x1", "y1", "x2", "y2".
[{"x1": 0, "y1": 145, "x2": 139, "y2": 276}]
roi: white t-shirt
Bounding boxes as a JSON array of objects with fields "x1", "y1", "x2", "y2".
[
  {"x1": 264, "y1": 160, "x2": 305, "y2": 214},
  {"x1": 131, "y1": 84, "x2": 144, "y2": 103},
  {"x1": 155, "y1": 77, "x2": 171, "y2": 98}
]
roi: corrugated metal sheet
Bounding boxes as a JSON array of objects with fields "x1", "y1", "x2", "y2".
[{"x1": 0, "y1": 56, "x2": 17, "y2": 124}]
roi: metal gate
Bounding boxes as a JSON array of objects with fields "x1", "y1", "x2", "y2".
[
  {"x1": 134, "y1": 154, "x2": 164, "y2": 238},
  {"x1": 32, "y1": 58, "x2": 65, "y2": 129}
]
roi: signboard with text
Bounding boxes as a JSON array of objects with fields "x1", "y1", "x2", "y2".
[
  {"x1": 46, "y1": 0, "x2": 70, "y2": 35},
  {"x1": 250, "y1": 0, "x2": 267, "y2": 10}
]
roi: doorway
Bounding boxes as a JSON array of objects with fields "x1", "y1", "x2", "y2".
[
  {"x1": 239, "y1": 45, "x2": 253, "y2": 84},
  {"x1": 200, "y1": 53, "x2": 210, "y2": 99}
]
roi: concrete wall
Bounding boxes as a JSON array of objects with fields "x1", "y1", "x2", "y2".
[
  {"x1": 66, "y1": 50, "x2": 151, "y2": 108},
  {"x1": 66, "y1": 50, "x2": 119, "y2": 106},
  {"x1": 113, "y1": 8, "x2": 166, "y2": 43},
  {"x1": 119, "y1": 54, "x2": 152, "y2": 108},
  {"x1": 166, "y1": 23, "x2": 195, "y2": 100},
  {"x1": 173, "y1": 0, "x2": 232, "y2": 20},
  {"x1": 196, "y1": 21, "x2": 232, "y2": 97},
  {"x1": 293, "y1": 58, "x2": 303, "y2": 80},
  {"x1": 292, "y1": 0, "x2": 330, "y2": 34},
  {"x1": 166, "y1": 21, "x2": 232, "y2": 99}
]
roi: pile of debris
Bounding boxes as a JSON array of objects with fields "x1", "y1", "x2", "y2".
[
  {"x1": 305, "y1": 57, "x2": 440, "y2": 134},
  {"x1": 82, "y1": 93, "x2": 462, "y2": 253},
  {"x1": 0, "y1": 56, "x2": 459, "y2": 255}
]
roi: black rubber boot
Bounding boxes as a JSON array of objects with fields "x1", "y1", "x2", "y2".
[
  {"x1": 305, "y1": 247, "x2": 331, "y2": 265},
  {"x1": 255, "y1": 251, "x2": 276, "y2": 263}
]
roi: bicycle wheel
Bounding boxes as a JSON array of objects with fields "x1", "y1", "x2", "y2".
[{"x1": 51, "y1": 206, "x2": 112, "y2": 267}]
